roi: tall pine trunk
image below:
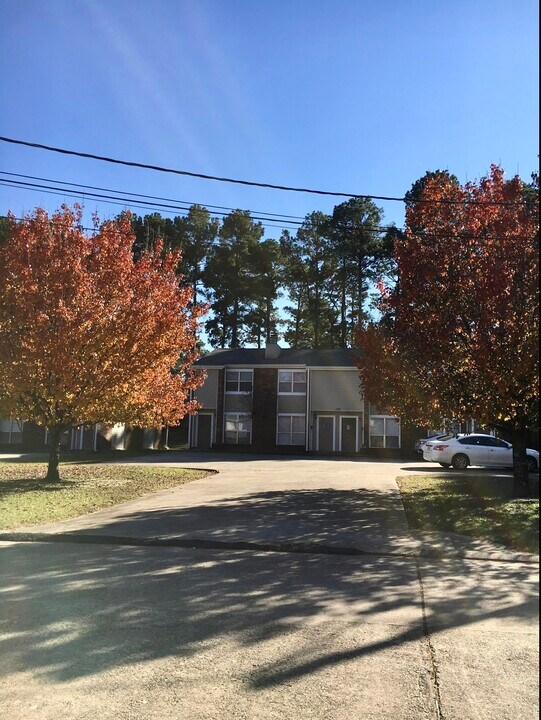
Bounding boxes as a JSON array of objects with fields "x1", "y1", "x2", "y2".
[
  {"x1": 340, "y1": 262, "x2": 347, "y2": 348},
  {"x1": 46, "y1": 425, "x2": 63, "y2": 482},
  {"x1": 511, "y1": 426, "x2": 530, "y2": 498},
  {"x1": 232, "y1": 298, "x2": 239, "y2": 348}
]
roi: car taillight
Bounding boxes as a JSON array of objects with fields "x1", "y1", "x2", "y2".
[{"x1": 433, "y1": 444, "x2": 449, "y2": 451}]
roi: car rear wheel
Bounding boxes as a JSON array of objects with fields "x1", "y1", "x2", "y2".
[
  {"x1": 439, "y1": 463, "x2": 451, "y2": 468},
  {"x1": 452, "y1": 454, "x2": 469, "y2": 470},
  {"x1": 527, "y1": 456, "x2": 538, "y2": 473}
]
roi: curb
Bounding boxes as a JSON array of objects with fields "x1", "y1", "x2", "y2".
[{"x1": 0, "y1": 531, "x2": 538, "y2": 564}]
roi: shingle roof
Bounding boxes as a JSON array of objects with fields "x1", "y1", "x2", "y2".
[{"x1": 195, "y1": 347, "x2": 360, "y2": 368}]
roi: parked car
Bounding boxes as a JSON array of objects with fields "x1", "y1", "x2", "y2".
[
  {"x1": 423, "y1": 433, "x2": 540, "y2": 472},
  {"x1": 414, "y1": 433, "x2": 450, "y2": 455}
]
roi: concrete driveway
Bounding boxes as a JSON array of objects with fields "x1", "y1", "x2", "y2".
[
  {"x1": 8, "y1": 452, "x2": 531, "y2": 560},
  {"x1": 0, "y1": 452, "x2": 538, "y2": 719}
]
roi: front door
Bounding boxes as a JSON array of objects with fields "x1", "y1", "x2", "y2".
[
  {"x1": 317, "y1": 416, "x2": 334, "y2": 453},
  {"x1": 340, "y1": 417, "x2": 357, "y2": 453},
  {"x1": 196, "y1": 414, "x2": 212, "y2": 450}
]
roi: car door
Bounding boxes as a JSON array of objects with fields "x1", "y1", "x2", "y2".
[
  {"x1": 457, "y1": 436, "x2": 490, "y2": 466},
  {"x1": 485, "y1": 437, "x2": 513, "y2": 467}
]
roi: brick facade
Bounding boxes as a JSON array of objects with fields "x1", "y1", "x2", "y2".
[{"x1": 251, "y1": 368, "x2": 278, "y2": 450}]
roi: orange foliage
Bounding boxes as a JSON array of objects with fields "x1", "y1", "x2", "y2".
[
  {"x1": 357, "y1": 166, "x2": 539, "y2": 431},
  {"x1": 0, "y1": 205, "x2": 207, "y2": 431}
]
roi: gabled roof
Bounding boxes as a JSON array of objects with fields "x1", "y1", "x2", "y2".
[{"x1": 195, "y1": 347, "x2": 361, "y2": 368}]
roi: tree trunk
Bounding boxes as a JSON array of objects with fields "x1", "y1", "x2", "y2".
[
  {"x1": 340, "y1": 262, "x2": 347, "y2": 348},
  {"x1": 232, "y1": 298, "x2": 239, "y2": 347},
  {"x1": 357, "y1": 252, "x2": 364, "y2": 326},
  {"x1": 46, "y1": 425, "x2": 63, "y2": 482},
  {"x1": 265, "y1": 297, "x2": 272, "y2": 344},
  {"x1": 511, "y1": 426, "x2": 530, "y2": 497},
  {"x1": 294, "y1": 294, "x2": 302, "y2": 348}
]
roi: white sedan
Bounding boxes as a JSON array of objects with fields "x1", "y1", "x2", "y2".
[{"x1": 423, "y1": 433, "x2": 539, "y2": 472}]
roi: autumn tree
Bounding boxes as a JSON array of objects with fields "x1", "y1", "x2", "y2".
[
  {"x1": 357, "y1": 166, "x2": 539, "y2": 495},
  {"x1": 0, "y1": 206, "x2": 206, "y2": 481}
]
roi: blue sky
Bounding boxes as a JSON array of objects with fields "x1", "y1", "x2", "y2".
[{"x1": 0, "y1": 0, "x2": 538, "y2": 235}]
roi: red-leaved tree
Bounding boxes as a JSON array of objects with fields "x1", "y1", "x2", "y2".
[
  {"x1": 357, "y1": 166, "x2": 539, "y2": 495},
  {"x1": 0, "y1": 206, "x2": 206, "y2": 480}
]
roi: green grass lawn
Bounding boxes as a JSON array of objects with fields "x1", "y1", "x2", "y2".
[
  {"x1": 0, "y1": 461, "x2": 210, "y2": 530},
  {"x1": 397, "y1": 474, "x2": 539, "y2": 553}
]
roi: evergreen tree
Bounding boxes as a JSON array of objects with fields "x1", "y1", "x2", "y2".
[
  {"x1": 280, "y1": 212, "x2": 337, "y2": 348},
  {"x1": 326, "y1": 197, "x2": 388, "y2": 342},
  {"x1": 204, "y1": 210, "x2": 264, "y2": 348}
]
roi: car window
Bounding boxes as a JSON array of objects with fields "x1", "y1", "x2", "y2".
[
  {"x1": 476, "y1": 436, "x2": 499, "y2": 446},
  {"x1": 458, "y1": 436, "x2": 483, "y2": 445}
]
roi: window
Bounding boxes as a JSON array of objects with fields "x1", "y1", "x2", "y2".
[
  {"x1": 224, "y1": 414, "x2": 252, "y2": 444},
  {"x1": 225, "y1": 370, "x2": 253, "y2": 393},
  {"x1": 278, "y1": 370, "x2": 306, "y2": 394},
  {"x1": 458, "y1": 435, "x2": 508, "y2": 447},
  {"x1": 0, "y1": 419, "x2": 23, "y2": 444},
  {"x1": 369, "y1": 416, "x2": 400, "y2": 448},
  {"x1": 277, "y1": 414, "x2": 306, "y2": 446}
]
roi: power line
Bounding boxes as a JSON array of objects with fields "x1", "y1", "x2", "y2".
[
  {"x1": 0, "y1": 180, "x2": 305, "y2": 232},
  {"x1": 0, "y1": 170, "x2": 306, "y2": 221},
  {"x1": 0, "y1": 177, "x2": 303, "y2": 228},
  {"x1": 0, "y1": 135, "x2": 530, "y2": 206}
]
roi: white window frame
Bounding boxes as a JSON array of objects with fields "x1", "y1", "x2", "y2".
[
  {"x1": 316, "y1": 415, "x2": 335, "y2": 452},
  {"x1": 223, "y1": 412, "x2": 252, "y2": 445},
  {"x1": 71, "y1": 425, "x2": 98, "y2": 451},
  {"x1": 195, "y1": 412, "x2": 214, "y2": 447},
  {"x1": 339, "y1": 415, "x2": 359, "y2": 453},
  {"x1": 225, "y1": 368, "x2": 254, "y2": 394},
  {"x1": 277, "y1": 369, "x2": 307, "y2": 396},
  {"x1": 276, "y1": 413, "x2": 307, "y2": 446},
  {"x1": 369, "y1": 415, "x2": 401, "y2": 449},
  {"x1": 71, "y1": 426, "x2": 85, "y2": 450}
]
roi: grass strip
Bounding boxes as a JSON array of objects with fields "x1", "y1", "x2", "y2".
[
  {"x1": 397, "y1": 474, "x2": 539, "y2": 553},
  {"x1": 0, "y1": 462, "x2": 209, "y2": 529}
]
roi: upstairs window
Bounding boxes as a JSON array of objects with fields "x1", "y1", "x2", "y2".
[
  {"x1": 278, "y1": 370, "x2": 306, "y2": 394},
  {"x1": 225, "y1": 370, "x2": 253, "y2": 393}
]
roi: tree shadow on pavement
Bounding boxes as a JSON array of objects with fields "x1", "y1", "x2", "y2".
[
  {"x1": 0, "y1": 485, "x2": 538, "y2": 694},
  {"x1": 49, "y1": 487, "x2": 410, "y2": 550}
]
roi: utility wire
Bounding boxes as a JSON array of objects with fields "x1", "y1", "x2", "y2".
[
  {"x1": 0, "y1": 179, "x2": 302, "y2": 232},
  {"x1": 0, "y1": 177, "x2": 303, "y2": 227},
  {"x1": 0, "y1": 170, "x2": 306, "y2": 221},
  {"x1": 0, "y1": 135, "x2": 530, "y2": 206}
]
